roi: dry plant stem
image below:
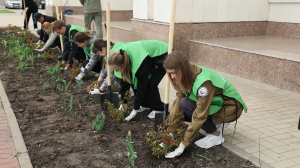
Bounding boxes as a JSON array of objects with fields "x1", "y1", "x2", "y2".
[
  {"x1": 227, "y1": 122, "x2": 238, "y2": 167},
  {"x1": 259, "y1": 134, "x2": 262, "y2": 168}
]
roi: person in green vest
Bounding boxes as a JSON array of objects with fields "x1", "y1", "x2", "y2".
[
  {"x1": 52, "y1": 20, "x2": 86, "y2": 69},
  {"x1": 107, "y1": 40, "x2": 168, "y2": 121},
  {"x1": 162, "y1": 51, "x2": 247, "y2": 158},
  {"x1": 73, "y1": 30, "x2": 103, "y2": 80},
  {"x1": 89, "y1": 39, "x2": 124, "y2": 94}
]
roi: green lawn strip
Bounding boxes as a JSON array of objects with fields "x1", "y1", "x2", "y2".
[{"x1": 0, "y1": 10, "x2": 15, "y2": 13}]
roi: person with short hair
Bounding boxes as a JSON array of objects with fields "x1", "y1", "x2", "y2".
[
  {"x1": 162, "y1": 51, "x2": 247, "y2": 158},
  {"x1": 52, "y1": 20, "x2": 86, "y2": 68},
  {"x1": 33, "y1": 13, "x2": 57, "y2": 45},
  {"x1": 21, "y1": 0, "x2": 38, "y2": 30}
]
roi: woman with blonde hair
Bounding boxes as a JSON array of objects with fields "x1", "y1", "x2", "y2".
[
  {"x1": 73, "y1": 30, "x2": 102, "y2": 80},
  {"x1": 107, "y1": 41, "x2": 168, "y2": 121},
  {"x1": 35, "y1": 22, "x2": 61, "y2": 52},
  {"x1": 162, "y1": 51, "x2": 247, "y2": 158}
]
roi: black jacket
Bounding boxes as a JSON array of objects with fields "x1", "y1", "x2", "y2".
[
  {"x1": 22, "y1": 0, "x2": 37, "y2": 11},
  {"x1": 120, "y1": 55, "x2": 166, "y2": 110},
  {"x1": 40, "y1": 15, "x2": 57, "y2": 41},
  {"x1": 62, "y1": 25, "x2": 84, "y2": 65}
]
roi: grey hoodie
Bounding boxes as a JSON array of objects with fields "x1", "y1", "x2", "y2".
[{"x1": 81, "y1": 30, "x2": 101, "y2": 76}]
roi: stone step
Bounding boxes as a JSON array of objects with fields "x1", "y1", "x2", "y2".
[{"x1": 189, "y1": 35, "x2": 300, "y2": 93}]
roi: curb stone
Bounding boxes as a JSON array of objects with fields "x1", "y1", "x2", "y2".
[{"x1": 0, "y1": 80, "x2": 33, "y2": 168}]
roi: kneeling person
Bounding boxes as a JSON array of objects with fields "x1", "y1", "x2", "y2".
[
  {"x1": 52, "y1": 20, "x2": 86, "y2": 68},
  {"x1": 73, "y1": 30, "x2": 103, "y2": 80},
  {"x1": 163, "y1": 51, "x2": 247, "y2": 158}
]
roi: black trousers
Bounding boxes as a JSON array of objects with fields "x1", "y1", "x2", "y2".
[
  {"x1": 24, "y1": 9, "x2": 38, "y2": 29},
  {"x1": 82, "y1": 58, "x2": 102, "y2": 73},
  {"x1": 63, "y1": 42, "x2": 86, "y2": 63},
  {"x1": 51, "y1": 38, "x2": 62, "y2": 50},
  {"x1": 138, "y1": 63, "x2": 166, "y2": 111}
]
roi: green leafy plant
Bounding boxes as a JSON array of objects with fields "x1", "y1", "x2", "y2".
[
  {"x1": 42, "y1": 51, "x2": 54, "y2": 61},
  {"x1": 40, "y1": 74, "x2": 43, "y2": 81},
  {"x1": 146, "y1": 110, "x2": 185, "y2": 159},
  {"x1": 92, "y1": 111, "x2": 106, "y2": 133},
  {"x1": 57, "y1": 84, "x2": 64, "y2": 92},
  {"x1": 86, "y1": 81, "x2": 99, "y2": 92},
  {"x1": 69, "y1": 60, "x2": 81, "y2": 80},
  {"x1": 75, "y1": 79, "x2": 83, "y2": 86},
  {"x1": 12, "y1": 62, "x2": 33, "y2": 71},
  {"x1": 43, "y1": 80, "x2": 49, "y2": 91},
  {"x1": 65, "y1": 81, "x2": 71, "y2": 91},
  {"x1": 65, "y1": 93, "x2": 73, "y2": 111},
  {"x1": 195, "y1": 153, "x2": 210, "y2": 161},
  {"x1": 126, "y1": 130, "x2": 137, "y2": 167},
  {"x1": 104, "y1": 90, "x2": 130, "y2": 123}
]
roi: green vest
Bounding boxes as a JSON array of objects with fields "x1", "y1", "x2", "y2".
[
  {"x1": 83, "y1": 42, "x2": 94, "y2": 57},
  {"x1": 63, "y1": 25, "x2": 85, "y2": 42},
  {"x1": 104, "y1": 42, "x2": 125, "y2": 63},
  {"x1": 187, "y1": 66, "x2": 247, "y2": 115},
  {"x1": 131, "y1": 40, "x2": 168, "y2": 57}
]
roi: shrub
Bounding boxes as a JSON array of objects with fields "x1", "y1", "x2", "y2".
[{"x1": 146, "y1": 110, "x2": 185, "y2": 159}]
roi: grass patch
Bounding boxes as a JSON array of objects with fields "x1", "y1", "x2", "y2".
[{"x1": 0, "y1": 10, "x2": 15, "y2": 13}]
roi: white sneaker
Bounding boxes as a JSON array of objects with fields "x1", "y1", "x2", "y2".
[
  {"x1": 147, "y1": 110, "x2": 156, "y2": 119},
  {"x1": 21, "y1": 27, "x2": 26, "y2": 30},
  {"x1": 139, "y1": 106, "x2": 150, "y2": 112},
  {"x1": 194, "y1": 133, "x2": 224, "y2": 149},
  {"x1": 34, "y1": 28, "x2": 38, "y2": 31},
  {"x1": 215, "y1": 123, "x2": 230, "y2": 133},
  {"x1": 94, "y1": 73, "x2": 100, "y2": 78}
]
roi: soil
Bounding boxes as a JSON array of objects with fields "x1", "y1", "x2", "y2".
[{"x1": 0, "y1": 28, "x2": 257, "y2": 168}]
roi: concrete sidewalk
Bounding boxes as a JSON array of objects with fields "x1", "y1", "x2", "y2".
[{"x1": 158, "y1": 66, "x2": 300, "y2": 168}]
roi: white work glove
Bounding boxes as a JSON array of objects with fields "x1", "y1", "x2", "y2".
[
  {"x1": 118, "y1": 104, "x2": 124, "y2": 110},
  {"x1": 64, "y1": 66, "x2": 68, "y2": 70},
  {"x1": 125, "y1": 109, "x2": 137, "y2": 122},
  {"x1": 36, "y1": 41, "x2": 40, "y2": 45},
  {"x1": 89, "y1": 89, "x2": 101, "y2": 95},
  {"x1": 35, "y1": 48, "x2": 44, "y2": 52},
  {"x1": 81, "y1": 67, "x2": 85, "y2": 72},
  {"x1": 75, "y1": 73, "x2": 83, "y2": 80},
  {"x1": 165, "y1": 142, "x2": 186, "y2": 158}
]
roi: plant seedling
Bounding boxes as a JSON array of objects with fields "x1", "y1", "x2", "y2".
[
  {"x1": 65, "y1": 81, "x2": 71, "y2": 91},
  {"x1": 146, "y1": 110, "x2": 185, "y2": 159},
  {"x1": 65, "y1": 93, "x2": 73, "y2": 111},
  {"x1": 43, "y1": 80, "x2": 49, "y2": 91},
  {"x1": 86, "y1": 81, "x2": 99, "y2": 92},
  {"x1": 40, "y1": 75, "x2": 43, "y2": 81},
  {"x1": 76, "y1": 79, "x2": 83, "y2": 86},
  {"x1": 195, "y1": 153, "x2": 210, "y2": 161},
  {"x1": 126, "y1": 130, "x2": 137, "y2": 167},
  {"x1": 92, "y1": 111, "x2": 105, "y2": 133},
  {"x1": 104, "y1": 90, "x2": 130, "y2": 123}
]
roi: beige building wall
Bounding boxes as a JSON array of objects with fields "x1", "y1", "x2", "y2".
[
  {"x1": 0, "y1": 0, "x2": 5, "y2": 6},
  {"x1": 153, "y1": 0, "x2": 269, "y2": 23},
  {"x1": 269, "y1": 3, "x2": 300, "y2": 23},
  {"x1": 46, "y1": 0, "x2": 132, "y2": 11}
]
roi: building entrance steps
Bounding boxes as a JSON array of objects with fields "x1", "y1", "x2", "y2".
[
  {"x1": 64, "y1": 14, "x2": 132, "y2": 43},
  {"x1": 158, "y1": 66, "x2": 300, "y2": 168},
  {"x1": 189, "y1": 35, "x2": 300, "y2": 94}
]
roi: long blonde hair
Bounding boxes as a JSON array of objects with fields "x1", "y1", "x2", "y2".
[
  {"x1": 108, "y1": 50, "x2": 131, "y2": 83},
  {"x1": 163, "y1": 51, "x2": 194, "y2": 94},
  {"x1": 42, "y1": 22, "x2": 52, "y2": 30}
]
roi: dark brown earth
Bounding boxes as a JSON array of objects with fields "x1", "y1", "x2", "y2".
[{"x1": 0, "y1": 28, "x2": 257, "y2": 168}]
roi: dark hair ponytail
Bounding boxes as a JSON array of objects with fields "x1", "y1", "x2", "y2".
[{"x1": 92, "y1": 39, "x2": 114, "y2": 68}]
